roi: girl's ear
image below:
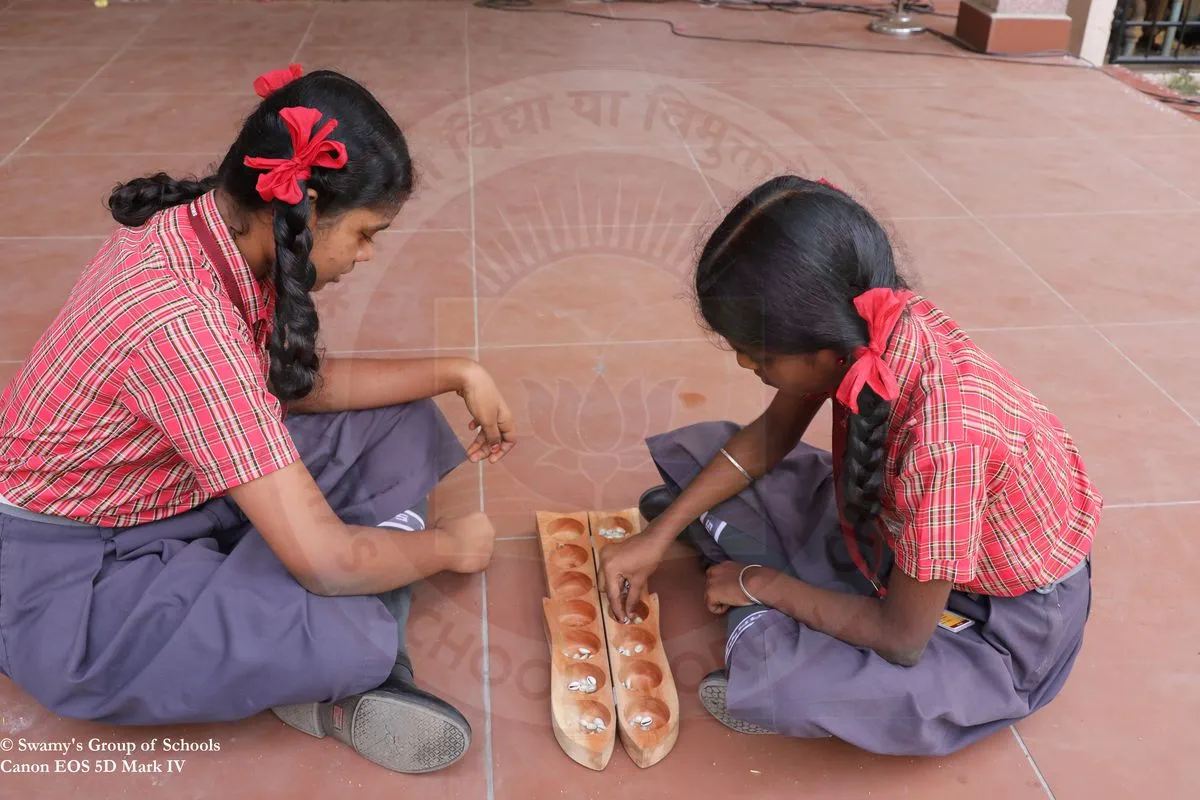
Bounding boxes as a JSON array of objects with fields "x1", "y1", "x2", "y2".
[{"x1": 306, "y1": 187, "x2": 319, "y2": 230}]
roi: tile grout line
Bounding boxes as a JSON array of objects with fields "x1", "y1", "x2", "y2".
[
  {"x1": 609, "y1": 2, "x2": 723, "y2": 207},
  {"x1": 1000, "y1": 76, "x2": 1199, "y2": 204},
  {"x1": 1093, "y1": 328, "x2": 1200, "y2": 426},
  {"x1": 463, "y1": 9, "x2": 495, "y2": 800},
  {"x1": 1010, "y1": 726, "x2": 1058, "y2": 800},
  {"x1": 324, "y1": 337, "x2": 718, "y2": 358},
  {"x1": 0, "y1": 11, "x2": 162, "y2": 170},
  {"x1": 290, "y1": 4, "x2": 319, "y2": 63},
  {"x1": 881, "y1": 125, "x2": 1200, "y2": 428}
]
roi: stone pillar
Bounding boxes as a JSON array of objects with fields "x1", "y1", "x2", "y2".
[
  {"x1": 1068, "y1": 0, "x2": 1122, "y2": 64},
  {"x1": 955, "y1": 0, "x2": 1074, "y2": 54}
]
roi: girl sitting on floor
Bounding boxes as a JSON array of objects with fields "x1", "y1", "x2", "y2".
[
  {"x1": 599, "y1": 175, "x2": 1100, "y2": 757},
  {"x1": 0, "y1": 67, "x2": 512, "y2": 774}
]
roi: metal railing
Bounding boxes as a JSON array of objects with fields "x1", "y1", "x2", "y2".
[{"x1": 1110, "y1": 0, "x2": 1200, "y2": 63}]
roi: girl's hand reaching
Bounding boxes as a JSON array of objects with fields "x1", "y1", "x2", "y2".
[
  {"x1": 456, "y1": 363, "x2": 516, "y2": 464},
  {"x1": 598, "y1": 523, "x2": 671, "y2": 622}
]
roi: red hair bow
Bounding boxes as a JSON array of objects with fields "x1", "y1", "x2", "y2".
[
  {"x1": 243, "y1": 107, "x2": 348, "y2": 205},
  {"x1": 254, "y1": 63, "x2": 302, "y2": 98},
  {"x1": 835, "y1": 288, "x2": 914, "y2": 414},
  {"x1": 818, "y1": 177, "x2": 844, "y2": 192}
]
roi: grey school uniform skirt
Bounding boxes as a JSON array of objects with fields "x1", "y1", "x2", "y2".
[
  {"x1": 0, "y1": 401, "x2": 466, "y2": 725},
  {"x1": 647, "y1": 420, "x2": 1093, "y2": 757}
]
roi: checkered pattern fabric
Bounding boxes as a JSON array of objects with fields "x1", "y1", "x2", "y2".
[
  {"x1": 0, "y1": 193, "x2": 298, "y2": 526},
  {"x1": 832, "y1": 297, "x2": 1101, "y2": 596}
]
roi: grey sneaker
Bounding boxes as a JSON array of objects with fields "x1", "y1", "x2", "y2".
[
  {"x1": 698, "y1": 670, "x2": 775, "y2": 735},
  {"x1": 272, "y1": 680, "x2": 471, "y2": 773}
]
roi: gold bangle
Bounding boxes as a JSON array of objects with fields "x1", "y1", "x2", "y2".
[
  {"x1": 739, "y1": 564, "x2": 766, "y2": 605},
  {"x1": 719, "y1": 447, "x2": 753, "y2": 484}
]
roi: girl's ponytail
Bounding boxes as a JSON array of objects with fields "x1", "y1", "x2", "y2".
[{"x1": 108, "y1": 172, "x2": 219, "y2": 227}]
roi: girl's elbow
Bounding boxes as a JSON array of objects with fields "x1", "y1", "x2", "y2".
[
  {"x1": 876, "y1": 632, "x2": 931, "y2": 667},
  {"x1": 879, "y1": 645, "x2": 926, "y2": 668},
  {"x1": 294, "y1": 568, "x2": 343, "y2": 597}
]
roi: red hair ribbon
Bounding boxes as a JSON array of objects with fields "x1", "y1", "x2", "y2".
[
  {"x1": 818, "y1": 177, "x2": 845, "y2": 192},
  {"x1": 834, "y1": 288, "x2": 914, "y2": 414},
  {"x1": 253, "y1": 63, "x2": 302, "y2": 98},
  {"x1": 243, "y1": 107, "x2": 348, "y2": 205}
]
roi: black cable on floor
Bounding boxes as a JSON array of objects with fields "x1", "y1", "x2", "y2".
[
  {"x1": 472, "y1": 0, "x2": 1200, "y2": 109},
  {"x1": 474, "y1": 0, "x2": 1087, "y2": 66}
]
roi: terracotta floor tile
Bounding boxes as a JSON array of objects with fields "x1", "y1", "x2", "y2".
[
  {"x1": 807, "y1": 49, "x2": 1000, "y2": 89},
  {"x1": 2, "y1": 5, "x2": 1198, "y2": 795},
  {"x1": 25, "y1": 92, "x2": 255, "y2": 155},
  {"x1": 844, "y1": 84, "x2": 1080, "y2": 140},
  {"x1": 628, "y1": 29, "x2": 820, "y2": 84},
  {"x1": 1119, "y1": 135, "x2": 1200, "y2": 203},
  {"x1": 602, "y1": 2, "x2": 776, "y2": 38},
  {"x1": 471, "y1": 147, "x2": 714, "y2": 233},
  {"x1": 394, "y1": 148, "x2": 473, "y2": 232},
  {"x1": 373, "y1": 88, "x2": 473, "y2": 157},
  {"x1": 478, "y1": 341, "x2": 771, "y2": 536},
  {"x1": 986, "y1": 212, "x2": 1200, "y2": 324},
  {"x1": 1017, "y1": 74, "x2": 1200, "y2": 138},
  {"x1": 1016, "y1": 505, "x2": 1200, "y2": 799},
  {"x1": 753, "y1": 7, "x2": 963, "y2": 53},
  {"x1": 979, "y1": 58, "x2": 1110, "y2": 88},
  {"x1": 648, "y1": 79, "x2": 886, "y2": 148},
  {"x1": 904, "y1": 137, "x2": 1195, "y2": 216},
  {"x1": 468, "y1": 24, "x2": 638, "y2": 89},
  {"x1": 89, "y1": 45, "x2": 301, "y2": 94},
  {"x1": 0, "y1": 238, "x2": 107, "y2": 361},
  {"x1": 298, "y1": 45, "x2": 469, "y2": 99},
  {"x1": 969, "y1": 326, "x2": 1200, "y2": 505},
  {"x1": 0, "y1": 47, "x2": 116, "y2": 95},
  {"x1": 307, "y1": 3, "x2": 467, "y2": 50},
  {"x1": 0, "y1": 93, "x2": 64, "y2": 157},
  {"x1": 474, "y1": 224, "x2": 706, "y2": 348},
  {"x1": 0, "y1": 8, "x2": 158, "y2": 47},
  {"x1": 315, "y1": 230, "x2": 476, "y2": 354},
  {"x1": 486, "y1": 543, "x2": 1049, "y2": 799},
  {"x1": 467, "y1": 4, "x2": 641, "y2": 42},
  {"x1": 1098, "y1": 323, "x2": 1200, "y2": 420},
  {"x1": 464, "y1": 71, "x2": 682, "y2": 153},
  {"x1": 0, "y1": 153, "x2": 219, "y2": 237},
  {"x1": 133, "y1": 3, "x2": 315, "y2": 50},
  {"x1": 891, "y1": 218, "x2": 1083, "y2": 329},
  {"x1": 694, "y1": 140, "x2": 963, "y2": 221},
  {"x1": 0, "y1": 360, "x2": 19, "y2": 389}
]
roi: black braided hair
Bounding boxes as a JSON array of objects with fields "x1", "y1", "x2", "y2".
[
  {"x1": 269, "y1": 196, "x2": 321, "y2": 399},
  {"x1": 694, "y1": 175, "x2": 908, "y2": 551},
  {"x1": 106, "y1": 70, "x2": 414, "y2": 402},
  {"x1": 108, "y1": 172, "x2": 221, "y2": 227}
]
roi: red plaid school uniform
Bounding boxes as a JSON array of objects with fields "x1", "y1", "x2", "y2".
[
  {"x1": 0, "y1": 192, "x2": 298, "y2": 527},
  {"x1": 834, "y1": 297, "x2": 1102, "y2": 597}
]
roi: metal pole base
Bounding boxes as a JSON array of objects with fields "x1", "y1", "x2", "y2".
[{"x1": 868, "y1": 13, "x2": 927, "y2": 37}]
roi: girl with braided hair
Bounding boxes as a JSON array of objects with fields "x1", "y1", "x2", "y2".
[
  {"x1": 599, "y1": 175, "x2": 1101, "y2": 756},
  {"x1": 0, "y1": 67, "x2": 512, "y2": 773}
]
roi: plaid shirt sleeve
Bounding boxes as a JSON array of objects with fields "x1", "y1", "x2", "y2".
[
  {"x1": 890, "y1": 441, "x2": 988, "y2": 584},
  {"x1": 121, "y1": 312, "x2": 299, "y2": 496}
]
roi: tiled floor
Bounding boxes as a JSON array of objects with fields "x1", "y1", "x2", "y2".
[{"x1": 1, "y1": 0, "x2": 1198, "y2": 798}]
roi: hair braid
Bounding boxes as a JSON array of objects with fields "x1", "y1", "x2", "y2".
[
  {"x1": 268, "y1": 196, "x2": 320, "y2": 402},
  {"x1": 108, "y1": 172, "x2": 220, "y2": 227},
  {"x1": 841, "y1": 384, "x2": 892, "y2": 537}
]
